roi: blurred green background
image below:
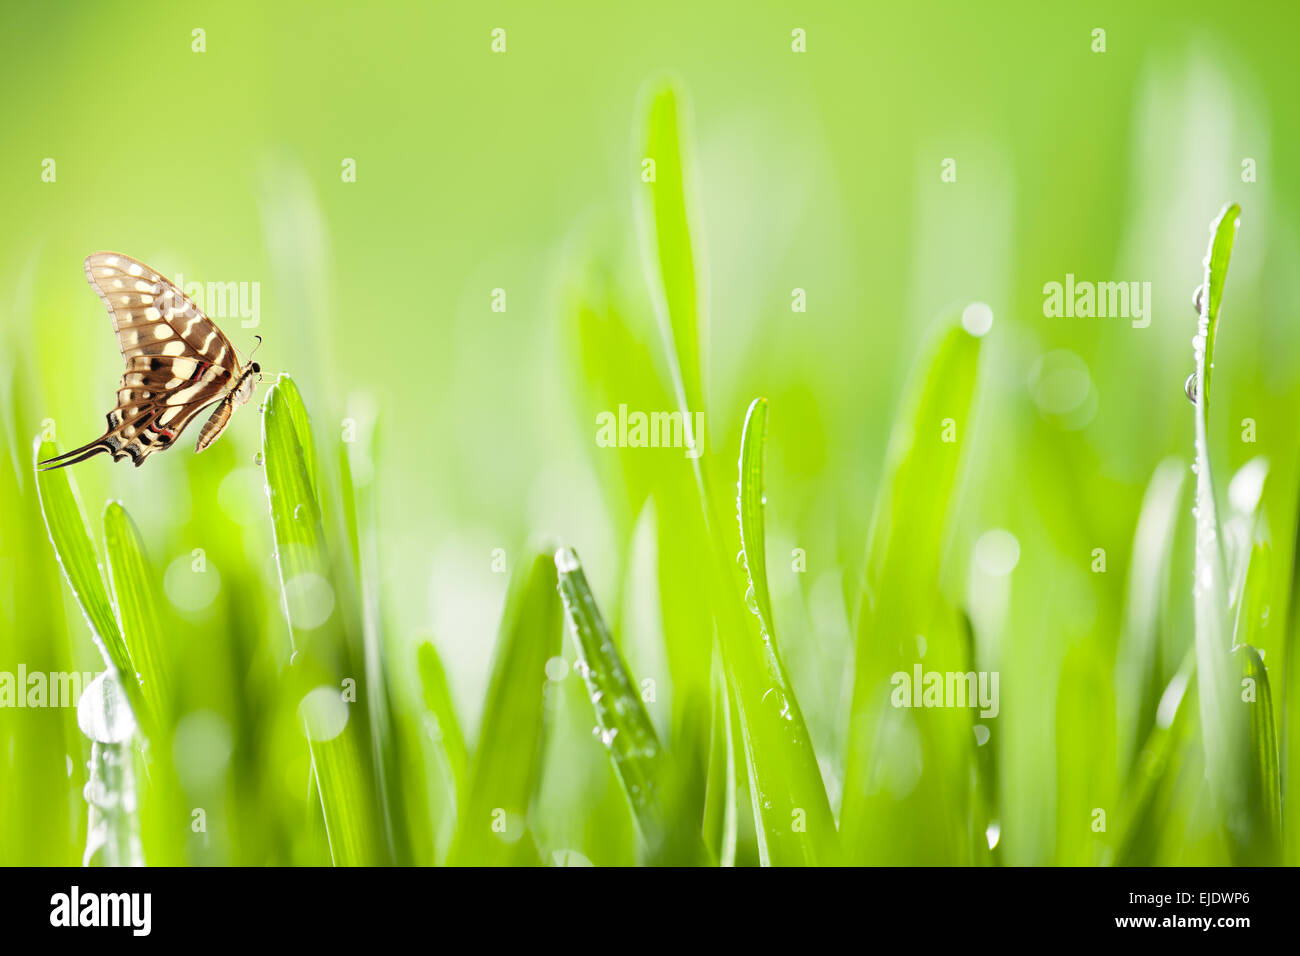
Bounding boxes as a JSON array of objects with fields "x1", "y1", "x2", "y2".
[{"x1": 2, "y1": 1, "x2": 1299, "y2": 866}]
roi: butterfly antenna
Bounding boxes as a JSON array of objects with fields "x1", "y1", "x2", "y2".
[{"x1": 250, "y1": 334, "x2": 264, "y2": 359}]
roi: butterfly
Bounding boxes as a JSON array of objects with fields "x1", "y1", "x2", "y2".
[{"x1": 39, "y1": 252, "x2": 263, "y2": 470}]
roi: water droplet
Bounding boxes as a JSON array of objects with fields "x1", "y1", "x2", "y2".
[
  {"x1": 985, "y1": 820, "x2": 1001, "y2": 849},
  {"x1": 1192, "y1": 284, "x2": 1205, "y2": 314},
  {"x1": 744, "y1": 587, "x2": 759, "y2": 615},
  {"x1": 1184, "y1": 372, "x2": 1198, "y2": 406},
  {"x1": 293, "y1": 503, "x2": 305, "y2": 520},
  {"x1": 254, "y1": 452, "x2": 264, "y2": 465}
]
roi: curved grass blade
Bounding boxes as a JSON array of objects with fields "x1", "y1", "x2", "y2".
[
  {"x1": 1188, "y1": 203, "x2": 1250, "y2": 857},
  {"x1": 735, "y1": 397, "x2": 835, "y2": 863},
  {"x1": 633, "y1": 82, "x2": 835, "y2": 865},
  {"x1": 1232, "y1": 644, "x2": 1280, "y2": 862},
  {"x1": 103, "y1": 501, "x2": 172, "y2": 731},
  {"x1": 449, "y1": 549, "x2": 561, "y2": 866},
  {"x1": 34, "y1": 437, "x2": 150, "y2": 735}
]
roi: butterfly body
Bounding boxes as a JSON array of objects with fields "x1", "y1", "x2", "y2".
[{"x1": 39, "y1": 253, "x2": 262, "y2": 470}]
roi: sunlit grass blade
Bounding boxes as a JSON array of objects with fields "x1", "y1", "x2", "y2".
[
  {"x1": 1188, "y1": 202, "x2": 1251, "y2": 858},
  {"x1": 103, "y1": 501, "x2": 173, "y2": 731},
  {"x1": 416, "y1": 639, "x2": 468, "y2": 860},
  {"x1": 417, "y1": 640, "x2": 469, "y2": 800},
  {"x1": 637, "y1": 79, "x2": 704, "y2": 424},
  {"x1": 841, "y1": 318, "x2": 982, "y2": 863},
  {"x1": 34, "y1": 437, "x2": 150, "y2": 734},
  {"x1": 263, "y1": 372, "x2": 386, "y2": 865},
  {"x1": 735, "y1": 397, "x2": 835, "y2": 862},
  {"x1": 554, "y1": 545, "x2": 671, "y2": 845},
  {"x1": 449, "y1": 549, "x2": 561, "y2": 866},
  {"x1": 633, "y1": 80, "x2": 837, "y2": 865}
]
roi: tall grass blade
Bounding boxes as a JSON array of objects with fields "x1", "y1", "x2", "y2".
[
  {"x1": 1188, "y1": 203, "x2": 1251, "y2": 858},
  {"x1": 263, "y1": 372, "x2": 386, "y2": 865},
  {"x1": 841, "y1": 319, "x2": 982, "y2": 862},
  {"x1": 449, "y1": 550, "x2": 561, "y2": 866},
  {"x1": 34, "y1": 437, "x2": 150, "y2": 735},
  {"x1": 103, "y1": 501, "x2": 172, "y2": 731},
  {"x1": 735, "y1": 397, "x2": 836, "y2": 862}
]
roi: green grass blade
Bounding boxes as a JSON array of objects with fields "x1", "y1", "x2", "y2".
[
  {"x1": 637, "y1": 79, "x2": 704, "y2": 423},
  {"x1": 554, "y1": 545, "x2": 669, "y2": 846},
  {"x1": 701, "y1": 648, "x2": 738, "y2": 865},
  {"x1": 738, "y1": 398, "x2": 775, "y2": 634},
  {"x1": 102, "y1": 501, "x2": 173, "y2": 731},
  {"x1": 34, "y1": 437, "x2": 150, "y2": 734},
  {"x1": 263, "y1": 373, "x2": 330, "y2": 652},
  {"x1": 417, "y1": 640, "x2": 469, "y2": 800},
  {"x1": 263, "y1": 373, "x2": 386, "y2": 865},
  {"x1": 735, "y1": 397, "x2": 835, "y2": 863},
  {"x1": 1233, "y1": 644, "x2": 1281, "y2": 861},
  {"x1": 1188, "y1": 203, "x2": 1251, "y2": 857},
  {"x1": 841, "y1": 318, "x2": 982, "y2": 862},
  {"x1": 1199, "y1": 203, "x2": 1240, "y2": 409},
  {"x1": 449, "y1": 549, "x2": 561, "y2": 866}
]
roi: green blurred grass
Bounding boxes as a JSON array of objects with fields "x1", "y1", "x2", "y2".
[{"x1": 3, "y1": 2, "x2": 1300, "y2": 867}]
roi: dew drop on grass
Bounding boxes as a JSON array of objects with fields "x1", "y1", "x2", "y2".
[
  {"x1": 985, "y1": 820, "x2": 1001, "y2": 850},
  {"x1": 554, "y1": 546, "x2": 580, "y2": 574},
  {"x1": 254, "y1": 452, "x2": 263, "y2": 466},
  {"x1": 744, "y1": 586, "x2": 759, "y2": 615},
  {"x1": 77, "y1": 671, "x2": 137, "y2": 745}
]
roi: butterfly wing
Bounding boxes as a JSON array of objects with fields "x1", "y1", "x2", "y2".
[{"x1": 38, "y1": 253, "x2": 244, "y2": 470}]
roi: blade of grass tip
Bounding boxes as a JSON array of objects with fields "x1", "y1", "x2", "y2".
[
  {"x1": 841, "y1": 317, "x2": 982, "y2": 862},
  {"x1": 736, "y1": 397, "x2": 836, "y2": 862},
  {"x1": 553, "y1": 547, "x2": 667, "y2": 839},
  {"x1": 637, "y1": 79, "x2": 704, "y2": 428},
  {"x1": 1233, "y1": 644, "x2": 1281, "y2": 860},
  {"x1": 449, "y1": 550, "x2": 561, "y2": 866},
  {"x1": 262, "y1": 373, "x2": 329, "y2": 654},
  {"x1": 34, "y1": 437, "x2": 151, "y2": 736},
  {"x1": 1189, "y1": 202, "x2": 1251, "y2": 856},
  {"x1": 263, "y1": 373, "x2": 386, "y2": 865},
  {"x1": 417, "y1": 640, "x2": 469, "y2": 802},
  {"x1": 636, "y1": 81, "x2": 834, "y2": 865},
  {"x1": 103, "y1": 501, "x2": 173, "y2": 731}
]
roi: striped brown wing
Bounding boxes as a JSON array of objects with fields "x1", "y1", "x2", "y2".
[
  {"x1": 38, "y1": 253, "x2": 243, "y2": 470},
  {"x1": 83, "y1": 252, "x2": 241, "y2": 373}
]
